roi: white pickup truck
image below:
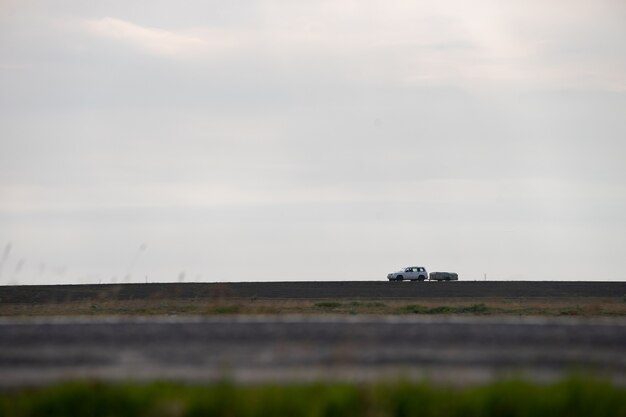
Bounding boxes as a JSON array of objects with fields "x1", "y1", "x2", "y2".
[
  {"x1": 387, "y1": 266, "x2": 428, "y2": 281},
  {"x1": 387, "y1": 267, "x2": 458, "y2": 282}
]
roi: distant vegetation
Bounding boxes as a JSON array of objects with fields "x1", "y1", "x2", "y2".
[
  {"x1": 2, "y1": 297, "x2": 626, "y2": 317},
  {"x1": 0, "y1": 377, "x2": 624, "y2": 417},
  {"x1": 399, "y1": 303, "x2": 489, "y2": 314}
]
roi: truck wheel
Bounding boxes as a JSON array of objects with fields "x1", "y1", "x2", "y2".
[
  {"x1": 396, "y1": 275, "x2": 404, "y2": 281},
  {"x1": 418, "y1": 276, "x2": 426, "y2": 281}
]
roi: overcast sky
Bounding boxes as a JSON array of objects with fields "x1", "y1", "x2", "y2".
[{"x1": 1, "y1": 0, "x2": 625, "y2": 284}]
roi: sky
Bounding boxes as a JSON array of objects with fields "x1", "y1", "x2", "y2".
[{"x1": 1, "y1": 0, "x2": 625, "y2": 284}]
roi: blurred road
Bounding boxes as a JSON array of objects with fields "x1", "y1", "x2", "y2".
[{"x1": 1, "y1": 316, "x2": 625, "y2": 386}]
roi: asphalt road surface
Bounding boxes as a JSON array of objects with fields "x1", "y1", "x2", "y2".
[
  {"x1": 1, "y1": 316, "x2": 625, "y2": 387},
  {"x1": 2, "y1": 281, "x2": 626, "y2": 303}
]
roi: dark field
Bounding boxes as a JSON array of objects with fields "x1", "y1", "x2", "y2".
[
  {"x1": 1, "y1": 281, "x2": 625, "y2": 317},
  {"x1": 3, "y1": 281, "x2": 626, "y2": 303}
]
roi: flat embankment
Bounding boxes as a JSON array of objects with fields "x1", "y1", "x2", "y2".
[{"x1": 2, "y1": 281, "x2": 626, "y2": 303}]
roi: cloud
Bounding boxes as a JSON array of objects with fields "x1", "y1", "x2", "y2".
[
  {"x1": 70, "y1": 2, "x2": 626, "y2": 91},
  {"x1": 248, "y1": 0, "x2": 626, "y2": 91},
  {"x1": 81, "y1": 17, "x2": 208, "y2": 58}
]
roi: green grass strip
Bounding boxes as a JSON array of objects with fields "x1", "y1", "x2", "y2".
[
  {"x1": 399, "y1": 303, "x2": 490, "y2": 314},
  {"x1": 1, "y1": 377, "x2": 625, "y2": 417}
]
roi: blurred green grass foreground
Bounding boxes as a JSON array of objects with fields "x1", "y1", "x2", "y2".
[{"x1": 1, "y1": 377, "x2": 625, "y2": 417}]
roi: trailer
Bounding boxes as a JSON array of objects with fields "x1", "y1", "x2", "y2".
[{"x1": 428, "y1": 272, "x2": 458, "y2": 281}]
